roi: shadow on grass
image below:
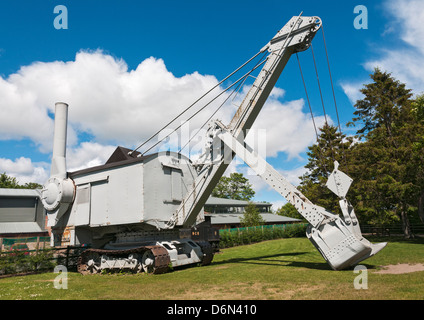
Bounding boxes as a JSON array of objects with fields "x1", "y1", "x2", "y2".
[
  {"x1": 212, "y1": 252, "x2": 332, "y2": 271},
  {"x1": 212, "y1": 251, "x2": 380, "y2": 271}
]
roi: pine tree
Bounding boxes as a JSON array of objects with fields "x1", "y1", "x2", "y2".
[
  {"x1": 411, "y1": 94, "x2": 424, "y2": 223},
  {"x1": 298, "y1": 123, "x2": 352, "y2": 214},
  {"x1": 349, "y1": 68, "x2": 422, "y2": 238}
]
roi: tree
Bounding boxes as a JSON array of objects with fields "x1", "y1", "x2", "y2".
[
  {"x1": 298, "y1": 123, "x2": 353, "y2": 215},
  {"x1": 352, "y1": 68, "x2": 413, "y2": 138},
  {"x1": 239, "y1": 202, "x2": 265, "y2": 227},
  {"x1": 275, "y1": 202, "x2": 304, "y2": 221},
  {"x1": 0, "y1": 173, "x2": 21, "y2": 189},
  {"x1": 212, "y1": 172, "x2": 255, "y2": 201},
  {"x1": 21, "y1": 182, "x2": 43, "y2": 189},
  {"x1": 0, "y1": 172, "x2": 42, "y2": 189},
  {"x1": 411, "y1": 93, "x2": 424, "y2": 223},
  {"x1": 349, "y1": 68, "x2": 423, "y2": 238}
]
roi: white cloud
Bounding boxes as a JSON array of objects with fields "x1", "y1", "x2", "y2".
[
  {"x1": 0, "y1": 143, "x2": 117, "y2": 185},
  {"x1": 231, "y1": 85, "x2": 327, "y2": 159},
  {"x1": 66, "y1": 142, "x2": 117, "y2": 172},
  {"x1": 364, "y1": 48, "x2": 424, "y2": 94},
  {"x1": 385, "y1": 0, "x2": 424, "y2": 54},
  {"x1": 0, "y1": 157, "x2": 49, "y2": 185},
  {"x1": 340, "y1": 81, "x2": 365, "y2": 106},
  {"x1": 1, "y1": 50, "x2": 222, "y2": 151},
  {"x1": 341, "y1": 0, "x2": 424, "y2": 105},
  {"x1": 271, "y1": 199, "x2": 287, "y2": 212},
  {"x1": 251, "y1": 98, "x2": 327, "y2": 159}
]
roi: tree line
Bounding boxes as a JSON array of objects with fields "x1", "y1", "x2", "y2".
[
  {"x1": 292, "y1": 68, "x2": 424, "y2": 238},
  {"x1": 214, "y1": 69, "x2": 424, "y2": 238}
]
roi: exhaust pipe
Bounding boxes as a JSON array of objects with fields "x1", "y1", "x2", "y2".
[
  {"x1": 41, "y1": 102, "x2": 75, "y2": 225},
  {"x1": 51, "y1": 102, "x2": 69, "y2": 179}
]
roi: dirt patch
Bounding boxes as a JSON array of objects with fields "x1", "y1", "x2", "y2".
[
  {"x1": 176, "y1": 282, "x2": 325, "y2": 300},
  {"x1": 212, "y1": 266, "x2": 229, "y2": 270},
  {"x1": 374, "y1": 263, "x2": 424, "y2": 274}
]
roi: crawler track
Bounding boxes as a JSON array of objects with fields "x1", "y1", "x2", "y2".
[
  {"x1": 197, "y1": 241, "x2": 214, "y2": 266},
  {"x1": 77, "y1": 245, "x2": 170, "y2": 275}
]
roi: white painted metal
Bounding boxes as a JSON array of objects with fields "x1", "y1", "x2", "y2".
[
  {"x1": 41, "y1": 102, "x2": 75, "y2": 226},
  {"x1": 326, "y1": 161, "x2": 353, "y2": 199},
  {"x1": 159, "y1": 239, "x2": 203, "y2": 267}
]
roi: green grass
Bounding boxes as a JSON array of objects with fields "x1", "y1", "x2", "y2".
[{"x1": 1, "y1": 236, "x2": 424, "y2": 300}]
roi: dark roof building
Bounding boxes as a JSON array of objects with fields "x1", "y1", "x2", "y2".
[
  {"x1": 204, "y1": 197, "x2": 301, "y2": 229},
  {"x1": 205, "y1": 197, "x2": 272, "y2": 214}
]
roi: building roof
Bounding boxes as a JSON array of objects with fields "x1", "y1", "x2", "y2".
[
  {"x1": 69, "y1": 148, "x2": 191, "y2": 177},
  {"x1": 205, "y1": 196, "x2": 272, "y2": 207},
  {"x1": 0, "y1": 188, "x2": 41, "y2": 197},
  {"x1": 208, "y1": 213, "x2": 300, "y2": 225}
]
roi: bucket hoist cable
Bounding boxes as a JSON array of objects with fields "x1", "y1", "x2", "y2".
[
  {"x1": 178, "y1": 50, "x2": 269, "y2": 155},
  {"x1": 139, "y1": 52, "x2": 269, "y2": 156},
  {"x1": 321, "y1": 25, "x2": 348, "y2": 170},
  {"x1": 297, "y1": 28, "x2": 349, "y2": 174},
  {"x1": 296, "y1": 52, "x2": 329, "y2": 177}
]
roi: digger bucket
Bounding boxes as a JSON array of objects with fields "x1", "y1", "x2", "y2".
[
  {"x1": 306, "y1": 218, "x2": 387, "y2": 270},
  {"x1": 307, "y1": 161, "x2": 387, "y2": 270}
]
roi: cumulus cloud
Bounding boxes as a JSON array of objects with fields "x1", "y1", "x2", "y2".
[
  {"x1": 0, "y1": 157, "x2": 49, "y2": 185},
  {"x1": 230, "y1": 85, "x2": 327, "y2": 159},
  {"x1": 250, "y1": 98, "x2": 326, "y2": 159},
  {"x1": 66, "y1": 142, "x2": 117, "y2": 172},
  {"x1": 2, "y1": 50, "x2": 222, "y2": 151}
]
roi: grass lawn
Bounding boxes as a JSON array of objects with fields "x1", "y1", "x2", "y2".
[{"x1": 1, "y1": 236, "x2": 424, "y2": 300}]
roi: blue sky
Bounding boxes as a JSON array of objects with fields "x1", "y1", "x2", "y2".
[{"x1": 1, "y1": 0, "x2": 423, "y2": 210}]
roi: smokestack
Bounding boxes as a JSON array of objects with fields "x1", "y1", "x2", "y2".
[
  {"x1": 50, "y1": 102, "x2": 68, "y2": 179},
  {"x1": 41, "y1": 102, "x2": 75, "y2": 216}
]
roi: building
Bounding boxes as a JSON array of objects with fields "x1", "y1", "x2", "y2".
[
  {"x1": 204, "y1": 197, "x2": 272, "y2": 214},
  {"x1": 0, "y1": 188, "x2": 48, "y2": 238},
  {"x1": 204, "y1": 196, "x2": 301, "y2": 229}
]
